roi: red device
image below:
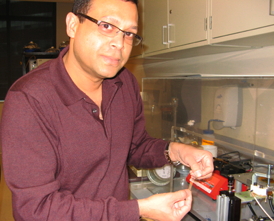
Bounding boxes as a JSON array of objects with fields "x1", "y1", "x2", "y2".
[{"x1": 186, "y1": 172, "x2": 228, "y2": 200}]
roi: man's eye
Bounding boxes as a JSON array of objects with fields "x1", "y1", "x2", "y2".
[
  {"x1": 101, "y1": 23, "x2": 113, "y2": 30},
  {"x1": 124, "y1": 32, "x2": 135, "y2": 38}
]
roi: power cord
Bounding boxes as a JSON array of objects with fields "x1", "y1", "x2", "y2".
[{"x1": 251, "y1": 191, "x2": 274, "y2": 221}]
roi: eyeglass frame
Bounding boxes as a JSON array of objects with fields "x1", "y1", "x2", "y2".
[{"x1": 75, "y1": 13, "x2": 143, "y2": 46}]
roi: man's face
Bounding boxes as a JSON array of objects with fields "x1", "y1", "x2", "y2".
[{"x1": 69, "y1": 0, "x2": 138, "y2": 80}]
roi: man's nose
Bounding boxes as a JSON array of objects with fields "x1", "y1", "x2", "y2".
[{"x1": 110, "y1": 31, "x2": 125, "y2": 49}]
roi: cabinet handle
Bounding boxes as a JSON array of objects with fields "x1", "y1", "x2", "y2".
[
  {"x1": 270, "y1": 0, "x2": 274, "y2": 15},
  {"x1": 162, "y1": 25, "x2": 168, "y2": 45},
  {"x1": 204, "y1": 18, "x2": 207, "y2": 31},
  {"x1": 168, "y1": 24, "x2": 175, "y2": 43}
]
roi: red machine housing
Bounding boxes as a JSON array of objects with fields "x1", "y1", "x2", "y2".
[{"x1": 186, "y1": 172, "x2": 228, "y2": 200}]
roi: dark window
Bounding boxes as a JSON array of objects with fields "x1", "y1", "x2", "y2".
[{"x1": 0, "y1": 0, "x2": 56, "y2": 100}]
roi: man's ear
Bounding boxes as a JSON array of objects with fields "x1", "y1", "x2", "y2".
[{"x1": 66, "y1": 12, "x2": 79, "y2": 39}]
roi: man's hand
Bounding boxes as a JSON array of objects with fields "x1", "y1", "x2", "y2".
[
  {"x1": 138, "y1": 189, "x2": 192, "y2": 221},
  {"x1": 168, "y1": 142, "x2": 214, "y2": 180}
]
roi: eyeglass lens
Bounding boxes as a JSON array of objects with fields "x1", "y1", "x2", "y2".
[{"x1": 97, "y1": 21, "x2": 141, "y2": 46}]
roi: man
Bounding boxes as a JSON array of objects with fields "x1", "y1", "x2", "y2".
[{"x1": 1, "y1": 0, "x2": 214, "y2": 220}]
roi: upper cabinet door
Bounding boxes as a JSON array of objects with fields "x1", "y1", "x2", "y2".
[
  {"x1": 169, "y1": 0, "x2": 208, "y2": 48},
  {"x1": 211, "y1": 0, "x2": 274, "y2": 39},
  {"x1": 143, "y1": 0, "x2": 169, "y2": 54}
]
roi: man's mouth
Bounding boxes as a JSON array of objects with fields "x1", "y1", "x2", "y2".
[{"x1": 102, "y1": 55, "x2": 121, "y2": 66}]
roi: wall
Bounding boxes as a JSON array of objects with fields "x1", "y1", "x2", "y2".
[{"x1": 199, "y1": 79, "x2": 274, "y2": 151}]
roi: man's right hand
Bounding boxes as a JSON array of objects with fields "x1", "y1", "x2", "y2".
[{"x1": 137, "y1": 189, "x2": 192, "y2": 221}]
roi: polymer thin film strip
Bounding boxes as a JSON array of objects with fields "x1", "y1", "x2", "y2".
[{"x1": 189, "y1": 178, "x2": 212, "y2": 193}]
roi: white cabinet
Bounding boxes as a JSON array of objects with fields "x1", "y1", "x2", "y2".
[
  {"x1": 169, "y1": 0, "x2": 208, "y2": 48},
  {"x1": 210, "y1": 0, "x2": 274, "y2": 43},
  {"x1": 143, "y1": 0, "x2": 208, "y2": 55},
  {"x1": 142, "y1": 0, "x2": 274, "y2": 57},
  {"x1": 143, "y1": 0, "x2": 169, "y2": 54}
]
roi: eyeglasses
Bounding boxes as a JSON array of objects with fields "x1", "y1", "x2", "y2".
[{"x1": 76, "y1": 13, "x2": 142, "y2": 46}]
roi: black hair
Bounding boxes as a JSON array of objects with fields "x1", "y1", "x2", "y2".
[{"x1": 72, "y1": 0, "x2": 138, "y2": 16}]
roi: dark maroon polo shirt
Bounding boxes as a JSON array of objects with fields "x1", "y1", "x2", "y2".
[{"x1": 1, "y1": 47, "x2": 168, "y2": 221}]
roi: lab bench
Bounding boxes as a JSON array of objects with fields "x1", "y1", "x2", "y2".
[{"x1": 129, "y1": 172, "x2": 274, "y2": 221}]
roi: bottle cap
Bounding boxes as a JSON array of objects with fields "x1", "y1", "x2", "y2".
[{"x1": 203, "y1": 129, "x2": 214, "y2": 134}]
